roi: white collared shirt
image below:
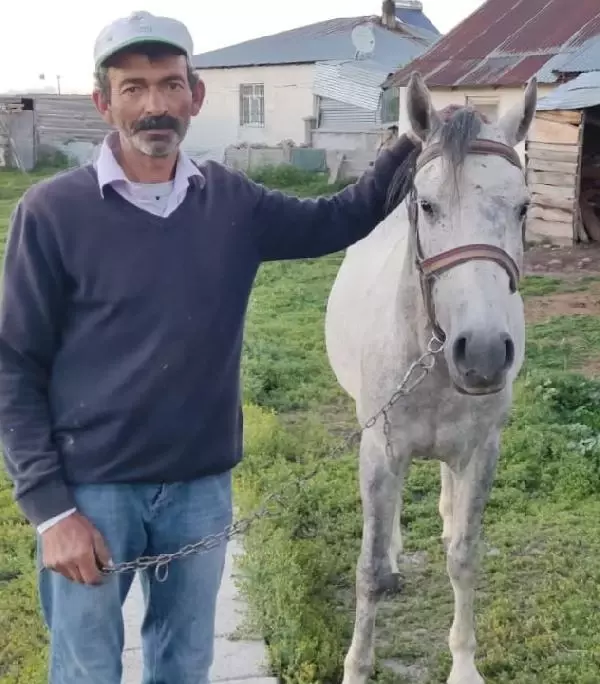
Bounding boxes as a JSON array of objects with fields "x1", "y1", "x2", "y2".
[
  {"x1": 95, "y1": 130, "x2": 205, "y2": 217},
  {"x1": 37, "y1": 132, "x2": 206, "y2": 536}
]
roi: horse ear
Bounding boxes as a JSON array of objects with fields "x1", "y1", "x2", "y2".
[
  {"x1": 406, "y1": 71, "x2": 441, "y2": 142},
  {"x1": 498, "y1": 77, "x2": 537, "y2": 147}
]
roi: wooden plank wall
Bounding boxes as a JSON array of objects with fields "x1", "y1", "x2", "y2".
[
  {"x1": 525, "y1": 109, "x2": 582, "y2": 244},
  {"x1": 33, "y1": 94, "x2": 111, "y2": 148}
]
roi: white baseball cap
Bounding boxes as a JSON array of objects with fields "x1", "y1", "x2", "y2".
[{"x1": 93, "y1": 11, "x2": 194, "y2": 69}]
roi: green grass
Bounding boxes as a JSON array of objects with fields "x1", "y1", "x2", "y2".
[
  {"x1": 520, "y1": 274, "x2": 600, "y2": 297},
  {"x1": 233, "y1": 220, "x2": 600, "y2": 682},
  {"x1": 525, "y1": 315, "x2": 600, "y2": 373},
  {"x1": 1, "y1": 165, "x2": 600, "y2": 683}
]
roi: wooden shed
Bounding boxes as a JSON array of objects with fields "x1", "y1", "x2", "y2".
[{"x1": 525, "y1": 71, "x2": 600, "y2": 245}]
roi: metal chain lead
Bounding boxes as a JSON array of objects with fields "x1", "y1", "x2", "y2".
[{"x1": 100, "y1": 333, "x2": 445, "y2": 581}]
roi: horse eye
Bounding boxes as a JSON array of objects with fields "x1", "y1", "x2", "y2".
[
  {"x1": 518, "y1": 202, "x2": 530, "y2": 220},
  {"x1": 420, "y1": 200, "x2": 434, "y2": 216}
]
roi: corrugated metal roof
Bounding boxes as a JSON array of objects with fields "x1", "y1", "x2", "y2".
[
  {"x1": 395, "y1": 7, "x2": 439, "y2": 36},
  {"x1": 192, "y1": 15, "x2": 438, "y2": 70},
  {"x1": 318, "y1": 96, "x2": 380, "y2": 130},
  {"x1": 555, "y1": 35, "x2": 600, "y2": 74},
  {"x1": 386, "y1": 0, "x2": 600, "y2": 88},
  {"x1": 313, "y1": 59, "x2": 391, "y2": 111},
  {"x1": 537, "y1": 70, "x2": 600, "y2": 110}
]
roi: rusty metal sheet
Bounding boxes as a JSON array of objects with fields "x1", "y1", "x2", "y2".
[{"x1": 387, "y1": 0, "x2": 600, "y2": 88}]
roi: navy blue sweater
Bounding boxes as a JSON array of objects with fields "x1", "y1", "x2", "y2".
[{"x1": 0, "y1": 138, "x2": 415, "y2": 526}]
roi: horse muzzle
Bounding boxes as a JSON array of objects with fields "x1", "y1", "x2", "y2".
[{"x1": 448, "y1": 330, "x2": 515, "y2": 396}]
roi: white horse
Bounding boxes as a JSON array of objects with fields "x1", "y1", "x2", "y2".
[{"x1": 324, "y1": 72, "x2": 537, "y2": 684}]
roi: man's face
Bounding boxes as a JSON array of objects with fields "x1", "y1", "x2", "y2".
[{"x1": 94, "y1": 51, "x2": 205, "y2": 158}]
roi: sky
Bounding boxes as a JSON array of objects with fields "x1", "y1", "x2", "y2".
[{"x1": 0, "y1": 0, "x2": 485, "y2": 93}]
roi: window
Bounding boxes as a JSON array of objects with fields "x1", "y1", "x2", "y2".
[
  {"x1": 239, "y1": 84, "x2": 265, "y2": 127},
  {"x1": 381, "y1": 86, "x2": 400, "y2": 123},
  {"x1": 466, "y1": 96, "x2": 499, "y2": 122}
]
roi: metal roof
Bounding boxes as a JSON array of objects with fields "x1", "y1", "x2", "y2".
[
  {"x1": 313, "y1": 59, "x2": 392, "y2": 111},
  {"x1": 396, "y1": 7, "x2": 439, "y2": 35},
  {"x1": 192, "y1": 14, "x2": 438, "y2": 70},
  {"x1": 386, "y1": 0, "x2": 600, "y2": 88},
  {"x1": 537, "y1": 70, "x2": 600, "y2": 110},
  {"x1": 554, "y1": 34, "x2": 600, "y2": 74}
]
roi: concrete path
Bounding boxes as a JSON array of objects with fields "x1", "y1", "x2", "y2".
[{"x1": 122, "y1": 538, "x2": 278, "y2": 683}]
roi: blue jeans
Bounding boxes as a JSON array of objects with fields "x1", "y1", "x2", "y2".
[{"x1": 37, "y1": 471, "x2": 232, "y2": 684}]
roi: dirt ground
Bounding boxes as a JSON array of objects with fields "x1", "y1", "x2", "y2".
[
  {"x1": 524, "y1": 242, "x2": 600, "y2": 277},
  {"x1": 525, "y1": 283, "x2": 600, "y2": 323},
  {"x1": 524, "y1": 244, "x2": 600, "y2": 325}
]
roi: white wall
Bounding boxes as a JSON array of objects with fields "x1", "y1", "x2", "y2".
[
  {"x1": 396, "y1": 84, "x2": 555, "y2": 162},
  {"x1": 183, "y1": 64, "x2": 316, "y2": 160},
  {"x1": 311, "y1": 129, "x2": 383, "y2": 152}
]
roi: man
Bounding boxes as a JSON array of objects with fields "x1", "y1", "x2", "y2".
[{"x1": 0, "y1": 10, "x2": 417, "y2": 684}]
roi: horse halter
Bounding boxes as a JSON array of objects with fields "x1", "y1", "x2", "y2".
[{"x1": 407, "y1": 139, "x2": 523, "y2": 342}]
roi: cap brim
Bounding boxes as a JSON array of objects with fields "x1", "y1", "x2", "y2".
[{"x1": 95, "y1": 36, "x2": 189, "y2": 68}]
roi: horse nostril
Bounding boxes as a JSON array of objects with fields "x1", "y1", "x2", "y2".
[
  {"x1": 503, "y1": 335, "x2": 515, "y2": 371},
  {"x1": 453, "y1": 336, "x2": 468, "y2": 368}
]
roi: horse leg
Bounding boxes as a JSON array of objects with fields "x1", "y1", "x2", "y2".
[
  {"x1": 445, "y1": 438, "x2": 499, "y2": 684},
  {"x1": 342, "y1": 431, "x2": 407, "y2": 684},
  {"x1": 439, "y1": 462, "x2": 455, "y2": 552},
  {"x1": 389, "y1": 492, "x2": 403, "y2": 574},
  {"x1": 388, "y1": 454, "x2": 411, "y2": 573}
]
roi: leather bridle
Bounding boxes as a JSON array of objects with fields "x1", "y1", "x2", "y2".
[{"x1": 407, "y1": 139, "x2": 524, "y2": 342}]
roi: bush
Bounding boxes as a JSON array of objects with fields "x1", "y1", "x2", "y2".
[
  {"x1": 248, "y1": 164, "x2": 328, "y2": 189},
  {"x1": 496, "y1": 372, "x2": 600, "y2": 503},
  {"x1": 247, "y1": 164, "x2": 351, "y2": 198}
]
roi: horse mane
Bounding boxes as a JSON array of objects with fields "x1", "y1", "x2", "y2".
[{"x1": 384, "y1": 105, "x2": 488, "y2": 217}]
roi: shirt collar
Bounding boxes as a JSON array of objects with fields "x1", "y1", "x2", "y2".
[{"x1": 95, "y1": 131, "x2": 205, "y2": 197}]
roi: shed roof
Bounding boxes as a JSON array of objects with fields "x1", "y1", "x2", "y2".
[
  {"x1": 193, "y1": 13, "x2": 439, "y2": 70},
  {"x1": 313, "y1": 59, "x2": 392, "y2": 111},
  {"x1": 537, "y1": 70, "x2": 600, "y2": 111},
  {"x1": 554, "y1": 34, "x2": 600, "y2": 74},
  {"x1": 385, "y1": 0, "x2": 600, "y2": 88}
]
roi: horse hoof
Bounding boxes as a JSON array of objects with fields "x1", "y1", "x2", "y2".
[
  {"x1": 381, "y1": 571, "x2": 404, "y2": 595},
  {"x1": 447, "y1": 668, "x2": 484, "y2": 684}
]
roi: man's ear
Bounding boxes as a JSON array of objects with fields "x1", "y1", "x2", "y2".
[
  {"x1": 92, "y1": 89, "x2": 113, "y2": 125},
  {"x1": 191, "y1": 77, "x2": 206, "y2": 117}
]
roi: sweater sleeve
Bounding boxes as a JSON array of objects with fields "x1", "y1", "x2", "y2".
[
  {"x1": 250, "y1": 134, "x2": 418, "y2": 262},
  {"x1": 0, "y1": 196, "x2": 75, "y2": 526}
]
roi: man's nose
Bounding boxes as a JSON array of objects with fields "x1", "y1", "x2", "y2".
[{"x1": 145, "y1": 86, "x2": 168, "y2": 115}]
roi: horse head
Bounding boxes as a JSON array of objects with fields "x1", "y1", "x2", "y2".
[{"x1": 403, "y1": 71, "x2": 537, "y2": 396}]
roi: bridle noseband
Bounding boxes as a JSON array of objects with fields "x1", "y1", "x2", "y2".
[{"x1": 407, "y1": 139, "x2": 524, "y2": 343}]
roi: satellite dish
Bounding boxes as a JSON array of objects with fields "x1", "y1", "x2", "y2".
[{"x1": 351, "y1": 24, "x2": 376, "y2": 59}]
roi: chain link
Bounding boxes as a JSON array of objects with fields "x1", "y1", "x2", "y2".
[{"x1": 100, "y1": 333, "x2": 446, "y2": 581}]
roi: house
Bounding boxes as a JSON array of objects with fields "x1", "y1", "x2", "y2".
[
  {"x1": 528, "y1": 46, "x2": 600, "y2": 244},
  {"x1": 384, "y1": 0, "x2": 600, "y2": 165},
  {"x1": 185, "y1": 1, "x2": 439, "y2": 160}
]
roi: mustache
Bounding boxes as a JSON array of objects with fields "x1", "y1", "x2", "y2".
[{"x1": 132, "y1": 115, "x2": 183, "y2": 135}]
